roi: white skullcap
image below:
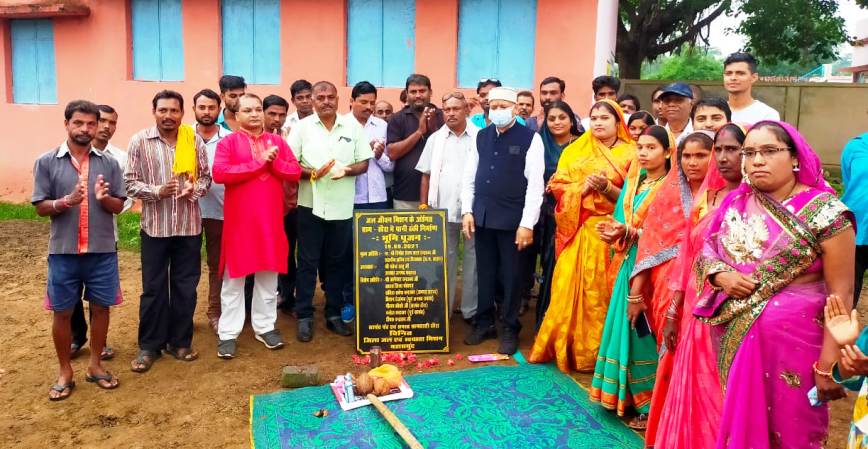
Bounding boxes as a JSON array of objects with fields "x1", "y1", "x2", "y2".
[{"x1": 488, "y1": 86, "x2": 517, "y2": 104}]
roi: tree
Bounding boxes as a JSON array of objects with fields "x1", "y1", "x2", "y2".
[
  {"x1": 643, "y1": 46, "x2": 723, "y2": 80},
  {"x1": 617, "y1": 0, "x2": 853, "y2": 79}
]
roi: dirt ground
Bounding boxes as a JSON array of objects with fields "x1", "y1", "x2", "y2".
[{"x1": 0, "y1": 219, "x2": 861, "y2": 448}]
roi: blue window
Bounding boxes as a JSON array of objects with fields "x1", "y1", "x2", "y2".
[
  {"x1": 347, "y1": 0, "x2": 415, "y2": 87},
  {"x1": 457, "y1": 0, "x2": 537, "y2": 88},
  {"x1": 131, "y1": 0, "x2": 184, "y2": 81},
  {"x1": 10, "y1": 19, "x2": 57, "y2": 104},
  {"x1": 222, "y1": 0, "x2": 280, "y2": 84}
]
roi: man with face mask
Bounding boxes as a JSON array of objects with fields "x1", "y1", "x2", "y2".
[
  {"x1": 386, "y1": 74, "x2": 444, "y2": 209},
  {"x1": 461, "y1": 87, "x2": 545, "y2": 355}
]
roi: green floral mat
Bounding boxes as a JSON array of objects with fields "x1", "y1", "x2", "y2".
[{"x1": 250, "y1": 363, "x2": 643, "y2": 448}]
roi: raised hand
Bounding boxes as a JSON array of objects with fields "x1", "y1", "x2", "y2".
[
  {"x1": 315, "y1": 159, "x2": 336, "y2": 180},
  {"x1": 263, "y1": 145, "x2": 279, "y2": 162},
  {"x1": 94, "y1": 174, "x2": 111, "y2": 201},
  {"x1": 824, "y1": 294, "x2": 861, "y2": 346},
  {"x1": 159, "y1": 178, "x2": 179, "y2": 199},
  {"x1": 67, "y1": 176, "x2": 87, "y2": 205}
]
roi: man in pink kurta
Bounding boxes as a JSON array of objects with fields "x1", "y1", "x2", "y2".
[{"x1": 212, "y1": 94, "x2": 301, "y2": 358}]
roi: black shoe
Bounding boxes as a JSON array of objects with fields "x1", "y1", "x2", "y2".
[
  {"x1": 326, "y1": 317, "x2": 352, "y2": 336},
  {"x1": 297, "y1": 318, "x2": 313, "y2": 342},
  {"x1": 462, "y1": 315, "x2": 476, "y2": 327},
  {"x1": 498, "y1": 331, "x2": 519, "y2": 355},
  {"x1": 464, "y1": 325, "x2": 497, "y2": 345}
]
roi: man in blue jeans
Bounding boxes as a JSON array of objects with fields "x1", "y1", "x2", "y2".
[{"x1": 33, "y1": 100, "x2": 125, "y2": 400}]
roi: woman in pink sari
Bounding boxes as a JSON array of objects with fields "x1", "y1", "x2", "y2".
[
  {"x1": 693, "y1": 121, "x2": 855, "y2": 448},
  {"x1": 649, "y1": 124, "x2": 745, "y2": 448}
]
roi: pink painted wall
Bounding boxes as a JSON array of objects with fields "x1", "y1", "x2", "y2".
[{"x1": 0, "y1": 0, "x2": 602, "y2": 201}]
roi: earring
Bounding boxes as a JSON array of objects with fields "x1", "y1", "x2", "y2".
[{"x1": 793, "y1": 165, "x2": 800, "y2": 172}]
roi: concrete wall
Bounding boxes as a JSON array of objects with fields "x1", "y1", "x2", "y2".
[
  {"x1": 0, "y1": 0, "x2": 603, "y2": 201},
  {"x1": 621, "y1": 80, "x2": 868, "y2": 167}
]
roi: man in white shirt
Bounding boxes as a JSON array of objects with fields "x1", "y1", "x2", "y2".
[
  {"x1": 724, "y1": 52, "x2": 781, "y2": 125},
  {"x1": 460, "y1": 87, "x2": 544, "y2": 355},
  {"x1": 659, "y1": 82, "x2": 695, "y2": 146},
  {"x1": 348, "y1": 81, "x2": 392, "y2": 210},
  {"x1": 282, "y1": 79, "x2": 314, "y2": 135},
  {"x1": 416, "y1": 92, "x2": 480, "y2": 323},
  {"x1": 192, "y1": 89, "x2": 233, "y2": 334}
]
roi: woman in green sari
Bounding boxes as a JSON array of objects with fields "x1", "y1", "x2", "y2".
[{"x1": 589, "y1": 124, "x2": 672, "y2": 429}]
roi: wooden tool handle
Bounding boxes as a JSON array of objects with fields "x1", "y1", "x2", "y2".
[{"x1": 365, "y1": 394, "x2": 425, "y2": 449}]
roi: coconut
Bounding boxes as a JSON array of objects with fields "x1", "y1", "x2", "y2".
[
  {"x1": 372, "y1": 377, "x2": 391, "y2": 396},
  {"x1": 354, "y1": 372, "x2": 374, "y2": 396}
]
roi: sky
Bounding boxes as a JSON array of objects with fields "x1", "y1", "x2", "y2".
[{"x1": 708, "y1": 0, "x2": 868, "y2": 57}]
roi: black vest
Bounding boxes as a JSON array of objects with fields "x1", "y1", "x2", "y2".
[{"x1": 472, "y1": 123, "x2": 535, "y2": 230}]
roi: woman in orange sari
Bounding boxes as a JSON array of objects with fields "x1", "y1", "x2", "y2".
[{"x1": 529, "y1": 99, "x2": 634, "y2": 373}]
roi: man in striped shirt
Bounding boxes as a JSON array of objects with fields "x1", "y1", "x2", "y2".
[{"x1": 125, "y1": 90, "x2": 211, "y2": 373}]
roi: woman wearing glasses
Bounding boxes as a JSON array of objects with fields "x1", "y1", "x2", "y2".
[
  {"x1": 648, "y1": 124, "x2": 745, "y2": 448},
  {"x1": 693, "y1": 121, "x2": 855, "y2": 448}
]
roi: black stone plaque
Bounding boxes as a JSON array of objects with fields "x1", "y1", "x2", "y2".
[{"x1": 354, "y1": 209, "x2": 449, "y2": 353}]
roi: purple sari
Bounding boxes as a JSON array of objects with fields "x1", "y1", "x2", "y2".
[{"x1": 692, "y1": 121, "x2": 853, "y2": 449}]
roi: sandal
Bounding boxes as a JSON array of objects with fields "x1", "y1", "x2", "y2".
[
  {"x1": 627, "y1": 413, "x2": 649, "y2": 431},
  {"x1": 100, "y1": 346, "x2": 115, "y2": 361},
  {"x1": 164, "y1": 346, "x2": 199, "y2": 362},
  {"x1": 70, "y1": 341, "x2": 87, "y2": 359},
  {"x1": 86, "y1": 371, "x2": 119, "y2": 390},
  {"x1": 130, "y1": 350, "x2": 160, "y2": 373},
  {"x1": 48, "y1": 380, "x2": 76, "y2": 401}
]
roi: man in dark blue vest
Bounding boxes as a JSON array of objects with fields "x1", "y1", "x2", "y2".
[{"x1": 460, "y1": 87, "x2": 545, "y2": 355}]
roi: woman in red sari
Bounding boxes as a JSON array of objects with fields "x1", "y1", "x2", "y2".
[
  {"x1": 646, "y1": 124, "x2": 746, "y2": 447},
  {"x1": 625, "y1": 130, "x2": 713, "y2": 430}
]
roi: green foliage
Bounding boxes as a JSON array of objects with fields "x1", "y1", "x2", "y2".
[
  {"x1": 0, "y1": 201, "x2": 141, "y2": 251},
  {"x1": 618, "y1": 0, "x2": 853, "y2": 78},
  {"x1": 737, "y1": 0, "x2": 847, "y2": 65},
  {"x1": 643, "y1": 48, "x2": 723, "y2": 80}
]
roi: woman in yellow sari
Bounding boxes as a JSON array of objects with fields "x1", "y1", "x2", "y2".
[{"x1": 529, "y1": 99, "x2": 635, "y2": 372}]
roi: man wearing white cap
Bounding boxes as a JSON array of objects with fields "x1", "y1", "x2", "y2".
[{"x1": 460, "y1": 87, "x2": 545, "y2": 355}]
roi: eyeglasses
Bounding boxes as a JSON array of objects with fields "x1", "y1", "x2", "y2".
[
  {"x1": 479, "y1": 78, "x2": 500, "y2": 83},
  {"x1": 714, "y1": 145, "x2": 742, "y2": 154},
  {"x1": 741, "y1": 146, "x2": 791, "y2": 159},
  {"x1": 441, "y1": 92, "x2": 466, "y2": 102}
]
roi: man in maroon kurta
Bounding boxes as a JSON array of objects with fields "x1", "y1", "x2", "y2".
[{"x1": 212, "y1": 94, "x2": 301, "y2": 358}]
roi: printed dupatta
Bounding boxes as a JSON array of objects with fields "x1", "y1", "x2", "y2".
[{"x1": 630, "y1": 129, "x2": 694, "y2": 278}]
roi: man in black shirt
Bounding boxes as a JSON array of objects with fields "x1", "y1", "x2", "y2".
[{"x1": 386, "y1": 73, "x2": 444, "y2": 209}]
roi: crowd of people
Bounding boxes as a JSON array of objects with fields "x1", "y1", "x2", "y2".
[{"x1": 30, "y1": 49, "x2": 868, "y2": 448}]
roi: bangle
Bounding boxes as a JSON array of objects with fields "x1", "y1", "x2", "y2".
[
  {"x1": 310, "y1": 170, "x2": 317, "y2": 181},
  {"x1": 52, "y1": 199, "x2": 60, "y2": 212},
  {"x1": 626, "y1": 294, "x2": 644, "y2": 304},
  {"x1": 813, "y1": 361, "x2": 833, "y2": 379},
  {"x1": 602, "y1": 180, "x2": 612, "y2": 194}
]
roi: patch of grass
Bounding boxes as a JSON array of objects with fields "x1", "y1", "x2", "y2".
[
  {"x1": 0, "y1": 201, "x2": 141, "y2": 252},
  {"x1": 0, "y1": 201, "x2": 47, "y2": 221}
]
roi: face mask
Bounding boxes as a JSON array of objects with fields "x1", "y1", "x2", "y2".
[{"x1": 489, "y1": 108, "x2": 515, "y2": 127}]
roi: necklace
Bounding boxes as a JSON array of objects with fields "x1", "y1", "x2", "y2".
[
  {"x1": 600, "y1": 136, "x2": 617, "y2": 148},
  {"x1": 638, "y1": 174, "x2": 665, "y2": 193}
]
